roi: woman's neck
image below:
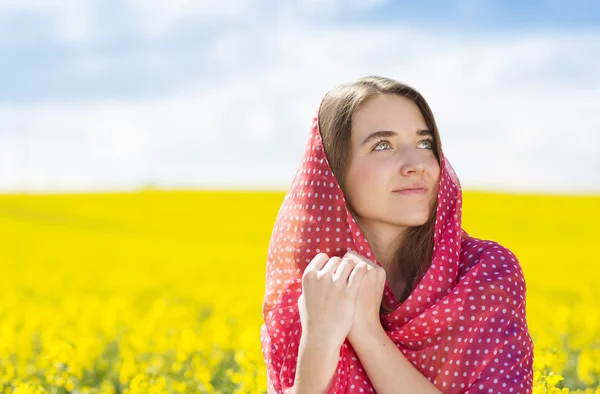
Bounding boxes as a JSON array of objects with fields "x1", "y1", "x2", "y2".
[{"x1": 357, "y1": 219, "x2": 407, "y2": 271}]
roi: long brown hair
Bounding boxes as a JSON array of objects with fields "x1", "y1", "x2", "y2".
[{"x1": 318, "y1": 76, "x2": 443, "y2": 314}]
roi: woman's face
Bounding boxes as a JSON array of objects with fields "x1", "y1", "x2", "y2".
[{"x1": 345, "y1": 94, "x2": 441, "y2": 232}]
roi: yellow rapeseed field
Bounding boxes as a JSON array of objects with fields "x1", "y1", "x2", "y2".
[{"x1": 0, "y1": 189, "x2": 598, "y2": 393}]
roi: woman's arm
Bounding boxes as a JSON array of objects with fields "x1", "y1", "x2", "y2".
[
  {"x1": 262, "y1": 326, "x2": 341, "y2": 394},
  {"x1": 292, "y1": 332, "x2": 341, "y2": 394},
  {"x1": 342, "y1": 251, "x2": 442, "y2": 393},
  {"x1": 350, "y1": 322, "x2": 443, "y2": 394}
]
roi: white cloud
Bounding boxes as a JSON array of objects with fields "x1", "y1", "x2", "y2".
[
  {"x1": 0, "y1": 9, "x2": 599, "y2": 193},
  {"x1": 0, "y1": 0, "x2": 258, "y2": 43},
  {"x1": 0, "y1": 0, "x2": 97, "y2": 43},
  {"x1": 124, "y1": 0, "x2": 255, "y2": 38},
  {"x1": 283, "y1": 0, "x2": 391, "y2": 16}
]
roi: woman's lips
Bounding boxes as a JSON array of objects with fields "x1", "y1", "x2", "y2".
[{"x1": 393, "y1": 188, "x2": 427, "y2": 195}]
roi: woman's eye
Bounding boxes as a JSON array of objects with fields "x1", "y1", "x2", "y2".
[
  {"x1": 373, "y1": 139, "x2": 434, "y2": 151},
  {"x1": 420, "y1": 139, "x2": 434, "y2": 150},
  {"x1": 373, "y1": 140, "x2": 391, "y2": 151}
]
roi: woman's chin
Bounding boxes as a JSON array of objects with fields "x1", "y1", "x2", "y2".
[{"x1": 389, "y1": 213, "x2": 429, "y2": 227}]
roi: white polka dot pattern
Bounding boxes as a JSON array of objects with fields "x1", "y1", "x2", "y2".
[{"x1": 260, "y1": 107, "x2": 534, "y2": 394}]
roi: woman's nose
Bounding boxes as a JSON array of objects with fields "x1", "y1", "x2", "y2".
[{"x1": 397, "y1": 148, "x2": 426, "y2": 174}]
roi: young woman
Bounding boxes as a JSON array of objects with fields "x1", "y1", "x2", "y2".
[{"x1": 260, "y1": 76, "x2": 534, "y2": 394}]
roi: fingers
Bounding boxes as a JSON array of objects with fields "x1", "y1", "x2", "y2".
[
  {"x1": 332, "y1": 257, "x2": 356, "y2": 282},
  {"x1": 347, "y1": 262, "x2": 367, "y2": 291},
  {"x1": 344, "y1": 250, "x2": 378, "y2": 268},
  {"x1": 304, "y1": 252, "x2": 378, "y2": 287},
  {"x1": 305, "y1": 253, "x2": 330, "y2": 273},
  {"x1": 321, "y1": 256, "x2": 342, "y2": 274}
]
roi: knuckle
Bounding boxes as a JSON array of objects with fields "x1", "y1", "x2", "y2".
[
  {"x1": 328, "y1": 256, "x2": 342, "y2": 265},
  {"x1": 324, "y1": 273, "x2": 335, "y2": 283},
  {"x1": 302, "y1": 270, "x2": 318, "y2": 282},
  {"x1": 339, "y1": 257, "x2": 352, "y2": 267},
  {"x1": 315, "y1": 252, "x2": 329, "y2": 259}
]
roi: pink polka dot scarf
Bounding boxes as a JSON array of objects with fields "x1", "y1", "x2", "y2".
[{"x1": 260, "y1": 106, "x2": 534, "y2": 394}]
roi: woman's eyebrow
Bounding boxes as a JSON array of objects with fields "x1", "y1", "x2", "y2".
[{"x1": 361, "y1": 129, "x2": 432, "y2": 145}]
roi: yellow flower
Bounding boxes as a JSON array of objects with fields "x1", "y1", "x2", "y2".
[{"x1": 0, "y1": 190, "x2": 599, "y2": 393}]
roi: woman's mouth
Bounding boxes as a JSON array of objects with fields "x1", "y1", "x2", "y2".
[{"x1": 393, "y1": 188, "x2": 427, "y2": 195}]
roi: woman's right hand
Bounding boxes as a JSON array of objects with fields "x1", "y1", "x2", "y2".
[{"x1": 298, "y1": 252, "x2": 368, "y2": 348}]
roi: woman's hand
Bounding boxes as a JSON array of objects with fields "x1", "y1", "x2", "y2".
[
  {"x1": 343, "y1": 250, "x2": 387, "y2": 344},
  {"x1": 298, "y1": 253, "x2": 368, "y2": 349}
]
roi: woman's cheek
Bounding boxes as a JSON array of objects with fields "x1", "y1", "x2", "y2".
[
  {"x1": 346, "y1": 160, "x2": 381, "y2": 208},
  {"x1": 359, "y1": 161, "x2": 389, "y2": 200},
  {"x1": 355, "y1": 159, "x2": 383, "y2": 184}
]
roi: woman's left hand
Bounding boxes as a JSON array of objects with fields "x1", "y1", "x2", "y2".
[{"x1": 343, "y1": 250, "x2": 387, "y2": 343}]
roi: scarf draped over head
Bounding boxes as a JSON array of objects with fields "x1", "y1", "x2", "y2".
[{"x1": 260, "y1": 101, "x2": 534, "y2": 394}]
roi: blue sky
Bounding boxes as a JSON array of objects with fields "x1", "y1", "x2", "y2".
[{"x1": 1, "y1": 0, "x2": 599, "y2": 193}]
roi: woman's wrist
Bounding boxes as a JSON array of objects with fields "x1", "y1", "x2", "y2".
[
  {"x1": 300, "y1": 328, "x2": 344, "y2": 354},
  {"x1": 348, "y1": 318, "x2": 384, "y2": 348},
  {"x1": 295, "y1": 330, "x2": 342, "y2": 394}
]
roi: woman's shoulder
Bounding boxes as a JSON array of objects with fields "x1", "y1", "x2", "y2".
[
  {"x1": 456, "y1": 232, "x2": 530, "y2": 337},
  {"x1": 457, "y1": 231, "x2": 525, "y2": 288}
]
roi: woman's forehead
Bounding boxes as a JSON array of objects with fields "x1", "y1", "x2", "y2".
[
  {"x1": 351, "y1": 103, "x2": 434, "y2": 148},
  {"x1": 352, "y1": 95, "x2": 428, "y2": 137}
]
